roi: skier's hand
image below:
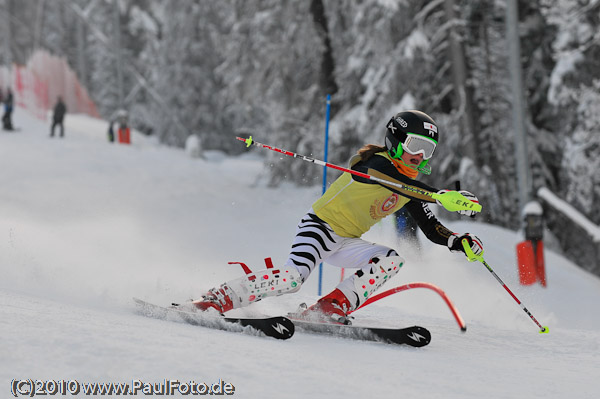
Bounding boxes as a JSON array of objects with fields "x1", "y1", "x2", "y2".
[
  {"x1": 435, "y1": 189, "x2": 480, "y2": 216},
  {"x1": 435, "y1": 189, "x2": 450, "y2": 206},
  {"x1": 456, "y1": 190, "x2": 479, "y2": 217},
  {"x1": 448, "y1": 233, "x2": 484, "y2": 258}
]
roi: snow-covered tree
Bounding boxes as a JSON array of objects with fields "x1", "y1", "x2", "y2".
[{"x1": 4, "y1": 0, "x2": 599, "y2": 276}]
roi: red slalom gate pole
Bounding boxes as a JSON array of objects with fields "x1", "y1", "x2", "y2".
[{"x1": 348, "y1": 282, "x2": 467, "y2": 332}]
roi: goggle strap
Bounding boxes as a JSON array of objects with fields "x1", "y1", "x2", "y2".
[{"x1": 386, "y1": 136, "x2": 403, "y2": 159}]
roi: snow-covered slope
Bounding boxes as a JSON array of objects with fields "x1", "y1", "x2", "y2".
[{"x1": 1, "y1": 111, "x2": 599, "y2": 399}]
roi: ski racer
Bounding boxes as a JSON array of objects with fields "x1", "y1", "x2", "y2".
[{"x1": 195, "y1": 110, "x2": 483, "y2": 323}]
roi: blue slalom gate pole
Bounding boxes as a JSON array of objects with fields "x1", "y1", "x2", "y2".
[
  {"x1": 322, "y1": 95, "x2": 331, "y2": 197},
  {"x1": 318, "y1": 94, "x2": 331, "y2": 296}
]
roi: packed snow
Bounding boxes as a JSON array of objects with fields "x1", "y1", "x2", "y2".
[{"x1": 1, "y1": 110, "x2": 599, "y2": 399}]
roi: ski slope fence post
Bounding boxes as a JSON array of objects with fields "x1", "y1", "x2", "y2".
[
  {"x1": 537, "y1": 187, "x2": 600, "y2": 274},
  {"x1": 318, "y1": 94, "x2": 331, "y2": 297}
]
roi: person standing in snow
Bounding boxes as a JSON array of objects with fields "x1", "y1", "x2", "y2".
[
  {"x1": 107, "y1": 121, "x2": 115, "y2": 142},
  {"x1": 50, "y1": 96, "x2": 67, "y2": 138},
  {"x1": 107, "y1": 110, "x2": 129, "y2": 144},
  {"x1": 2, "y1": 88, "x2": 14, "y2": 131},
  {"x1": 194, "y1": 110, "x2": 484, "y2": 323}
]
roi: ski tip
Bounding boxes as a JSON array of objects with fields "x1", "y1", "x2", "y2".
[{"x1": 539, "y1": 326, "x2": 549, "y2": 334}]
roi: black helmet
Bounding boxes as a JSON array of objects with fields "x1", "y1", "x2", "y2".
[{"x1": 384, "y1": 110, "x2": 439, "y2": 174}]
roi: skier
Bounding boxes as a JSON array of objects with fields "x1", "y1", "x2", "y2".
[
  {"x1": 2, "y1": 88, "x2": 14, "y2": 131},
  {"x1": 195, "y1": 110, "x2": 483, "y2": 323}
]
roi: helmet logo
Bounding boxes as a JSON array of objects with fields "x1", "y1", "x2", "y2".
[
  {"x1": 423, "y1": 122, "x2": 438, "y2": 136},
  {"x1": 387, "y1": 121, "x2": 396, "y2": 133},
  {"x1": 395, "y1": 117, "x2": 408, "y2": 128}
]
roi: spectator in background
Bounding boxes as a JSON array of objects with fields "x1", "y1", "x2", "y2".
[
  {"x1": 107, "y1": 121, "x2": 115, "y2": 142},
  {"x1": 394, "y1": 208, "x2": 421, "y2": 252},
  {"x1": 2, "y1": 88, "x2": 14, "y2": 131},
  {"x1": 50, "y1": 96, "x2": 67, "y2": 138},
  {"x1": 107, "y1": 109, "x2": 131, "y2": 144}
]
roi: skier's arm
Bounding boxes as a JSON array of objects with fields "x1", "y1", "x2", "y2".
[
  {"x1": 351, "y1": 155, "x2": 439, "y2": 203},
  {"x1": 405, "y1": 200, "x2": 485, "y2": 258},
  {"x1": 404, "y1": 200, "x2": 453, "y2": 246}
]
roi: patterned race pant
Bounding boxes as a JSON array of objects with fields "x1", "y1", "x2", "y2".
[{"x1": 284, "y1": 211, "x2": 403, "y2": 309}]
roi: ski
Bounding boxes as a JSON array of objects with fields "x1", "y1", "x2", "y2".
[
  {"x1": 133, "y1": 298, "x2": 294, "y2": 340},
  {"x1": 290, "y1": 318, "x2": 431, "y2": 347}
]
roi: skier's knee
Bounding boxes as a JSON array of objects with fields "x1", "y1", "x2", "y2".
[
  {"x1": 337, "y1": 255, "x2": 405, "y2": 309},
  {"x1": 368, "y1": 253, "x2": 402, "y2": 277}
]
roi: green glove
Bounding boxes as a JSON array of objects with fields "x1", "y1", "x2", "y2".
[{"x1": 433, "y1": 190, "x2": 482, "y2": 213}]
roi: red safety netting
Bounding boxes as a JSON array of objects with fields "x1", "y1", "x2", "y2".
[{"x1": 0, "y1": 50, "x2": 99, "y2": 120}]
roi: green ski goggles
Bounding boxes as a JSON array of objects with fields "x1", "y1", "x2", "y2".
[{"x1": 390, "y1": 133, "x2": 437, "y2": 160}]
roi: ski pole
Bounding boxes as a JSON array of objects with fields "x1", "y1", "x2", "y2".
[
  {"x1": 236, "y1": 136, "x2": 481, "y2": 214},
  {"x1": 461, "y1": 239, "x2": 549, "y2": 333}
]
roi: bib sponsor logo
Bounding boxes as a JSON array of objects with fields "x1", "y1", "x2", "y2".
[
  {"x1": 370, "y1": 194, "x2": 402, "y2": 220},
  {"x1": 381, "y1": 194, "x2": 399, "y2": 212}
]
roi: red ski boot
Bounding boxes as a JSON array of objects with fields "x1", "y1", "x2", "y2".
[
  {"x1": 302, "y1": 289, "x2": 352, "y2": 324},
  {"x1": 192, "y1": 285, "x2": 236, "y2": 313}
]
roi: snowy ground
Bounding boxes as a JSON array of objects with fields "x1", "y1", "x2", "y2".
[{"x1": 1, "y1": 110, "x2": 599, "y2": 399}]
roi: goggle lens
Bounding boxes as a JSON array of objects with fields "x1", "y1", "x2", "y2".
[{"x1": 401, "y1": 134, "x2": 436, "y2": 159}]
